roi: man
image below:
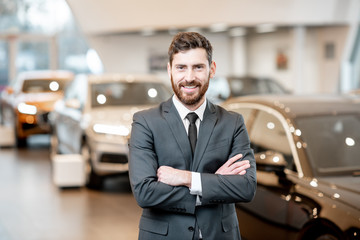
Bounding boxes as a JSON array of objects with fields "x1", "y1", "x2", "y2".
[{"x1": 129, "y1": 32, "x2": 256, "y2": 240}]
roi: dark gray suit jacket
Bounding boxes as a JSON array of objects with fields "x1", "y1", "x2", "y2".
[{"x1": 129, "y1": 98, "x2": 256, "y2": 240}]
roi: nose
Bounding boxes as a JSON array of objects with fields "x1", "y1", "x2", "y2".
[{"x1": 185, "y1": 69, "x2": 196, "y2": 82}]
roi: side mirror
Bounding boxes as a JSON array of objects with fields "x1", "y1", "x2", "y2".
[
  {"x1": 217, "y1": 93, "x2": 228, "y2": 101},
  {"x1": 65, "y1": 98, "x2": 81, "y2": 109},
  {"x1": 255, "y1": 150, "x2": 287, "y2": 172}
]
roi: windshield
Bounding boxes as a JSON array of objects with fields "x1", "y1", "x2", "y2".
[
  {"x1": 22, "y1": 79, "x2": 70, "y2": 93},
  {"x1": 91, "y1": 82, "x2": 171, "y2": 107},
  {"x1": 295, "y1": 114, "x2": 360, "y2": 176},
  {"x1": 228, "y1": 77, "x2": 286, "y2": 96}
]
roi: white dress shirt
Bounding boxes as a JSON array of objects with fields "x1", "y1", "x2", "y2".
[{"x1": 172, "y1": 95, "x2": 206, "y2": 205}]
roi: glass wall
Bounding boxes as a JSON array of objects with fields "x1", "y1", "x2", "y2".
[
  {"x1": 17, "y1": 40, "x2": 50, "y2": 72},
  {"x1": 0, "y1": 0, "x2": 98, "y2": 87},
  {"x1": 0, "y1": 41, "x2": 8, "y2": 89},
  {"x1": 350, "y1": 25, "x2": 360, "y2": 89}
]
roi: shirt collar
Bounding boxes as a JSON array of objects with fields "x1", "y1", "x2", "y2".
[{"x1": 172, "y1": 95, "x2": 206, "y2": 121}]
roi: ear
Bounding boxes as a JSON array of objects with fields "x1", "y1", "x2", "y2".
[
  {"x1": 209, "y1": 61, "x2": 216, "y2": 78},
  {"x1": 167, "y1": 62, "x2": 171, "y2": 79}
]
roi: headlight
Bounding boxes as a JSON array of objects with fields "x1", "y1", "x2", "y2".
[
  {"x1": 17, "y1": 103, "x2": 37, "y2": 115},
  {"x1": 93, "y1": 123, "x2": 130, "y2": 136}
]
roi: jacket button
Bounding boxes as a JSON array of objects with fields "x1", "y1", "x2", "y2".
[{"x1": 188, "y1": 226, "x2": 194, "y2": 232}]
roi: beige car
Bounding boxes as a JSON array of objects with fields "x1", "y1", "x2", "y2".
[
  {"x1": 0, "y1": 70, "x2": 74, "y2": 146},
  {"x1": 50, "y1": 73, "x2": 171, "y2": 189}
]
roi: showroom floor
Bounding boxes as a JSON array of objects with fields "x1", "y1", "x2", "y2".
[{"x1": 0, "y1": 135, "x2": 141, "y2": 240}]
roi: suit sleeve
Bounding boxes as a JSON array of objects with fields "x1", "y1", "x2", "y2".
[
  {"x1": 200, "y1": 114, "x2": 257, "y2": 205},
  {"x1": 128, "y1": 112, "x2": 197, "y2": 214}
]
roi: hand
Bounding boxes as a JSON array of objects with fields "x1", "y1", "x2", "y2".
[
  {"x1": 215, "y1": 154, "x2": 250, "y2": 175},
  {"x1": 157, "y1": 166, "x2": 191, "y2": 187}
]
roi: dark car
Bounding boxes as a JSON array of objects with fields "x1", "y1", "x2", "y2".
[
  {"x1": 206, "y1": 76, "x2": 290, "y2": 104},
  {"x1": 221, "y1": 95, "x2": 360, "y2": 240}
]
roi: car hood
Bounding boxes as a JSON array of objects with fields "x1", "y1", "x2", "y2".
[
  {"x1": 88, "y1": 105, "x2": 154, "y2": 127},
  {"x1": 317, "y1": 175, "x2": 360, "y2": 211},
  {"x1": 16, "y1": 92, "x2": 63, "y2": 111}
]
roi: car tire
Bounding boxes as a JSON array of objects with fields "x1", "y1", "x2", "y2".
[
  {"x1": 298, "y1": 220, "x2": 344, "y2": 240},
  {"x1": 82, "y1": 142, "x2": 104, "y2": 190}
]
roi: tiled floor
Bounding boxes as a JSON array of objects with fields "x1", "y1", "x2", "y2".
[{"x1": 0, "y1": 135, "x2": 141, "y2": 240}]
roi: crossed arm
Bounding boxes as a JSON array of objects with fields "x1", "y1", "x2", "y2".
[
  {"x1": 129, "y1": 111, "x2": 256, "y2": 211},
  {"x1": 157, "y1": 153, "x2": 251, "y2": 188}
]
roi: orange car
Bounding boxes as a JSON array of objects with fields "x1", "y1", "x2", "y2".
[{"x1": 0, "y1": 70, "x2": 74, "y2": 146}]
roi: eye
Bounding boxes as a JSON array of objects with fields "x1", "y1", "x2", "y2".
[
  {"x1": 176, "y1": 65, "x2": 186, "y2": 71},
  {"x1": 194, "y1": 65, "x2": 205, "y2": 71}
]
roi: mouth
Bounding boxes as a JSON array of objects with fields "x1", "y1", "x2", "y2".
[{"x1": 181, "y1": 85, "x2": 198, "y2": 93}]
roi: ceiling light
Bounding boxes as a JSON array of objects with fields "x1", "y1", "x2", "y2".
[
  {"x1": 141, "y1": 27, "x2": 155, "y2": 36},
  {"x1": 209, "y1": 23, "x2": 228, "y2": 33},
  {"x1": 185, "y1": 27, "x2": 202, "y2": 33},
  {"x1": 229, "y1": 27, "x2": 247, "y2": 37},
  {"x1": 256, "y1": 23, "x2": 277, "y2": 33}
]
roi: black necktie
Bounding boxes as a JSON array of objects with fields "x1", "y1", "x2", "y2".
[{"x1": 186, "y1": 112, "x2": 198, "y2": 156}]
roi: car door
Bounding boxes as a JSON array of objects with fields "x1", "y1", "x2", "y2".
[
  {"x1": 55, "y1": 75, "x2": 87, "y2": 154},
  {"x1": 234, "y1": 107, "x2": 303, "y2": 239}
]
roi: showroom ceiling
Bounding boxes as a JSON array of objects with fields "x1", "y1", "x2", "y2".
[{"x1": 65, "y1": 0, "x2": 355, "y2": 36}]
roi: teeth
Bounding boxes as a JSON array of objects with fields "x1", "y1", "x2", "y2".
[{"x1": 184, "y1": 86, "x2": 196, "y2": 89}]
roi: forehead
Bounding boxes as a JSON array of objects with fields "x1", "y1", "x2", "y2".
[{"x1": 172, "y1": 48, "x2": 208, "y2": 65}]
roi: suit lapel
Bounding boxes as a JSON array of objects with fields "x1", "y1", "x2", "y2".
[
  {"x1": 191, "y1": 102, "x2": 218, "y2": 171},
  {"x1": 162, "y1": 98, "x2": 193, "y2": 169}
]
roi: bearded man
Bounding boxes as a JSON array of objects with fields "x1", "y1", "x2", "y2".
[{"x1": 129, "y1": 32, "x2": 257, "y2": 240}]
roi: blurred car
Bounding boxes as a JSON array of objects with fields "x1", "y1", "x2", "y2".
[
  {"x1": 0, "y1": 70, "x2": 74, "y2": 146},
  {"x1": 222, "y1": 95, "x2": 360, "y2": 240},
  {"x1": 50, "y1": 73, "x2": 172, "y2": 189},
  {"x1": 206, "y1": 76, "x2": 290, "y2": 103}
]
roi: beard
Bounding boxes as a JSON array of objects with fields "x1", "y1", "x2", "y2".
[{"x1": 171, "y1": 74, "x2": 210, "y2": 106}]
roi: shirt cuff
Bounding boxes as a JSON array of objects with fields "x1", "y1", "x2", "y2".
[{"x1": 189, "y1": 172, "x2": 202, "y2": 196}]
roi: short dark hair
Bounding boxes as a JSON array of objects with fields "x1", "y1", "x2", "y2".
[{"x1": 168, "y1": 32, "x2": 213, "y2": 66}]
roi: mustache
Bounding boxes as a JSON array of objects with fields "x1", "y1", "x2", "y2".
[{"x1": 179, "y1": 80, "x2": 200, "y2": 87}]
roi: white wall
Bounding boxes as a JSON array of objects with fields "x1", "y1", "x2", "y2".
[
  {"x1": 88, "y1": 26, "x2": 349, "y2": 94},
  {"x1": 247, "y1": 26, "x2": 348, "y2": 93},
  {"x1": 247, "y1": 29, "x2": 294, "y2": 91},
  {"x1": 88, "y1": 32, "x2": 231, "y2": 77}
]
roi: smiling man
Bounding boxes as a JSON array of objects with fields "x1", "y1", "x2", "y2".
[{"x1": 129, "y1": 32, "x2": 257, "y2": 240}]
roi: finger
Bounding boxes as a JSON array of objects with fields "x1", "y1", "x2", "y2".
[
  {"x1": 225, "y1": 154, "x2": 243, "y2": 167},
  {"x1": 228, "y1": 160, "x2": 250, "y2": 171},
  {"x1": 230, "y1": 163, "x2": 250, "y2": 174}
]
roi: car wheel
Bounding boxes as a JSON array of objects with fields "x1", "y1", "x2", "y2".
[
  {"x1": 298, "y1": 220, "x2": 344, "y2": 240},
  {"x1": 81, "y1": 142, "x2": 103, "y2": 190}
]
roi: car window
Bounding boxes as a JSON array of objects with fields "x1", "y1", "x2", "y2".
[
  {"x1": 91, "y1": 82, "x2": 171, "y2": 107},
  {"x1": 229, "y1": 108, "x2": 254, "y2": 127},
  {"x1": 22, "y1": 79, "x2": 69, "y2": 93},
  {"x1": 206, "y1": 77, "x2": 230, "y2": 103},
  {"x1": 295, "y1": 114, "x2": 360, "y2": 176},
  {"x1": 255, "y1": 80, "x2": 270, "y2": 94},
  {"x1": 250, "y1": 110, "x2": 295, "y2": 171},
  {"x1": 230, "y1": 78, "x2": 259, "y2": 96},
  {"x1": 266, "y1": 80, "x2": 287, "y2": 94}
]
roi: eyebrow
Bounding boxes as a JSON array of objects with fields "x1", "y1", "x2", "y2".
[{"x1": 174, "y1": 63, "x2": 207, "y2": 67}]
